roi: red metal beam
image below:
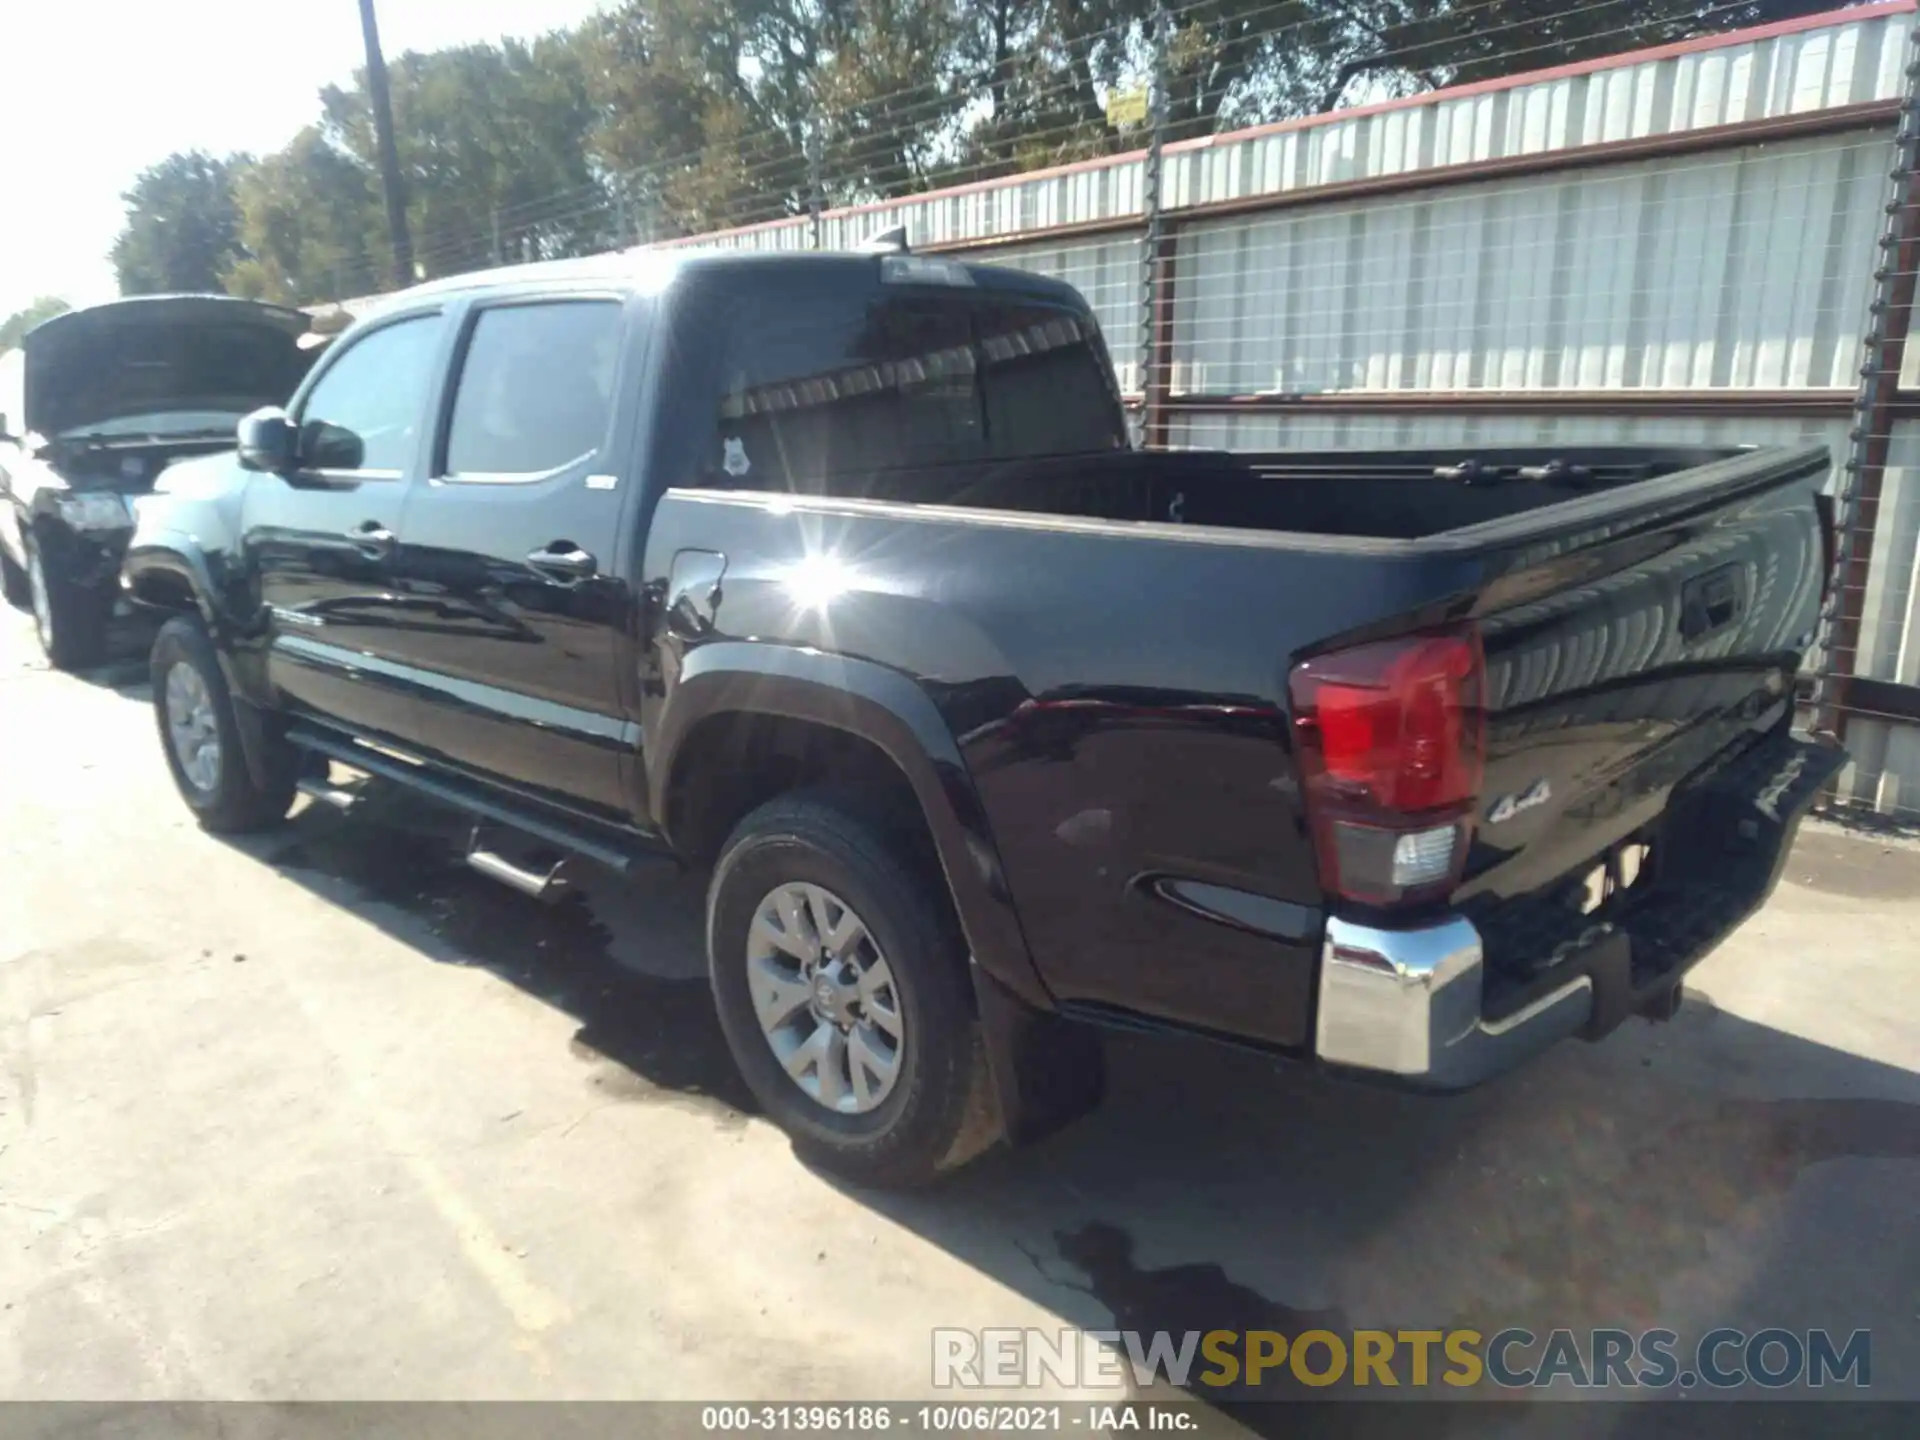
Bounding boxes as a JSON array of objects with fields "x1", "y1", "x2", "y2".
[
  {"x1": 920, "y1": 102, "x2": 1899, "y2": 259},
  {"x1": 674, "y1": 3, "x2": 1910, "y2": 254},
  {"x1": 1160, "y1": 389, "x2": 1856, "y2": 419},
  {"x1": 1824, "y1": 151, "x2": 1920, "y2": 735},
  {"x1": 1144, "y1": 232, "x2": 1179, "y2": 449}
]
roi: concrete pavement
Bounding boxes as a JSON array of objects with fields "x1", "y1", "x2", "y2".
[{"x1": 1, "y1": 609, "x2": 1916, "y2": 1433}]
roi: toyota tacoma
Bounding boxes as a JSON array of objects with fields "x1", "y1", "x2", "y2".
[{"x1": 121, "y1": 247, "x2": 1846, "y2": 1185}]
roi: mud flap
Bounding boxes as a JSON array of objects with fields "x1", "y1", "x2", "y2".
[
  {"x1": 227, "y1": 689, "x2": 291, "y2": 793},
  {"x1": 971, "y1": 961, "x2": 1105, "y2": 1147}
]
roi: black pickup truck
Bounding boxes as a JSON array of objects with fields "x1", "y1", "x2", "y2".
[{"x1": 123, "y1": 246, "x2": 1846, "y2": 1186}]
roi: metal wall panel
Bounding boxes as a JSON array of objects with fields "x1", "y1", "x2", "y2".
[
  {"x1": 1170, "y1": 131, "x2": 1884, "y2": 397},
  {"x1": 1166, "y1": 8, "x2": 1907, "y2": 209},
  {"x1": 1164, "y1": 411, "x2": 1850, "y2": 453},
  {"x1": 1832, "y1": 716, "x2": 1920, "y2": 817},
  {"x1": 668, "y1": 7, "x2": 1909, "y2": 256},
  {"x1": 974, "y1": 235, "x2": 1146, "y2": 391},
  {"x1": 1855, "y1": 421, "x2": 1920, "y2": 686}
]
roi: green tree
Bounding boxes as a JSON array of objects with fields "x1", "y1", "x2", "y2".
[
  {"x1": 93, "y1": 0, "x2": 1843, "y2": 306},
  {"x1": 1312, "y1": 0, "x2": 1838, "y2": 112},
  {"x1": 0, "y1": 296, "x2": 71, "y2": 351},
  {"x1": 578, "y1": 0, "x2": 964, "y2": 236},
  {"x1": 110, "y1": 152, "x2": 247, "y2": 295},
  {"x1": 224, "y1": 128, "x2": 383, "y2": 305},
  {"x1": 322, "y1": 32, "x2": 610, "y2": 281},
  {"x1": 578, "y1": 0, "x2": 808, "y2": 239}
]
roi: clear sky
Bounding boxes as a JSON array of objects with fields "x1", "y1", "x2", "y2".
[{"x1": 0, "y1": 0, "x2": 606, "y2": 322}]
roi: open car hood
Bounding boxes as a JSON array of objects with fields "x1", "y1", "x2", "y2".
[{"x1": 23, "y1": 295, "x2": 313, "y2": 439}]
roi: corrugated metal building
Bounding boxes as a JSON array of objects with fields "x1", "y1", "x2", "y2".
[
  {"x1": 333, "y1": 1, "x2": 1920, "y2": 818},
  {"x1": 654, "y1": 1, "x2": 1920, "y2": 819}
]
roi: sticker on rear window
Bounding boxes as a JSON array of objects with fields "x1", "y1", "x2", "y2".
[{"x1": 722, "y1": 436, "x2": 751, "y2": 477}]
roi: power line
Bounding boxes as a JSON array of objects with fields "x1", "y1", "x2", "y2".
[{"x1": 339, "y1": 0, "x2": 1778, "y2": 294}]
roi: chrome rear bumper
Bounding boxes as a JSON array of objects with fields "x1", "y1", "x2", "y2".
[
  {"x1": 1315, "y1": 915, "x2": 1594, "y2": 1087},
  {"x1": 1313, "y1": 729, "x2": 1848, "y2": 1089}
]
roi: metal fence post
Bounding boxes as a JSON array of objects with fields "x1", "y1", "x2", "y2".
[
  {"x1": 1137, "y1": 2, "x2": 1171, "y2": 448},
  {"x1": 808, "y1": 120, "x2": 826, "y2": 251},
  {"x1": 1814, "y1": 23, "x2": 1920, "y2": 752}
]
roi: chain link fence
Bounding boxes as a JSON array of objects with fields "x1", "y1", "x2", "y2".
[{"x1": 325, "y1": 2, "x2": 1920, "y2": 825}]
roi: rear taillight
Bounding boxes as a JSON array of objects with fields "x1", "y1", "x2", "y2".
[{"x1": 1288, "y1": 629, "x2": 1486, "y2": 907}]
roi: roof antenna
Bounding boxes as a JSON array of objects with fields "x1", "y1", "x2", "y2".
[{"x1": 859, "y1": 225, "x2": 911, "y2": 254}]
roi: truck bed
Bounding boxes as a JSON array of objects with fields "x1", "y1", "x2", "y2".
[
  {"x1": 659, "y1": 439, "x2": 1834, "y2": 1048},
  {"x1": 715, "y1": 443, "x2": 1780, "y2": 544}
]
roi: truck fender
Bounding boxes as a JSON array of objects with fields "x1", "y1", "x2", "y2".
[
  {"x1": 122, "y1": 537, "x2": 222, "y2": 629},
  {"x1": 122, "y1": 536, "x2": 283, "y2": 793},
  {"x1": 648, "y1": 641, "x2": 1104, "y2": 1146}
]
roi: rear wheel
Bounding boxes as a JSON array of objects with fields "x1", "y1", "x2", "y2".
[
  {"x1": 26, "y1": 540, "x2": 107, "y2": 671},
  {"x1": 707, "y1": 793, "x2": 999, "y2": 1187},
  {"x1": 150, "y1": 615, "x2": 297, "y2": 832}
]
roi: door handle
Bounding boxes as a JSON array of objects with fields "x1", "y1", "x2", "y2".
[
  {"x1": 347, "y1": 522, "x2": 395, "y2": 557},
  {"x1": 527, "y1": 543, "x2": 597, "y2": 581}
]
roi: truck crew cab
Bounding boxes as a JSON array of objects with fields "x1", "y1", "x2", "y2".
[{"x1": 124, "y1": 246, "x2": 1846, "y2": 1185}]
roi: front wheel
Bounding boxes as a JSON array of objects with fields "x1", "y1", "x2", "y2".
[
  {"x1": 707, "y1": 794, "x2": 999, "y2": 1187},
  {"x1": 26, "y1": 541, "x2": 107, "y2": 671},
  {"x1": 150, "y1": 615, "x2": 298, "y2": 833}
]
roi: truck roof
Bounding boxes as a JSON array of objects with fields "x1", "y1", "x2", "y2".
[{"x1": 380, "y1": 247, "x2": 1091, "y2": 314}]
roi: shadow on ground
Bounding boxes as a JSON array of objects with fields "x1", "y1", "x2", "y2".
[
  {"x1": 232, "y1": 781, "x2": 1920, "y2": 1436},
  {"x1": 3, "y1": 606, "x2": 156, "y2": 696},
  {"x1": 247, "y1": 777, "x2": 751, "y2": 1116}
]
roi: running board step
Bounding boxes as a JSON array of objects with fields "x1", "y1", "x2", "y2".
[
  {"x1": 466, "y1": 825, "x2": 570, "y2": 901},
  {"x1": 285, "y1": 724, "x2": 663, "y2": 877},
  {"x1": 296, "y1": 776, "x2": 360, "y2": 812}
]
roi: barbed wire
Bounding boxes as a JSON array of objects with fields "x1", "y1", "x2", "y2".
[
  {"x1": 367, "y1": 0, "x2": 1812, "y2": 293},
  {"x1": 276, "y1": 1, "x2": 1920, "y2": 821}
]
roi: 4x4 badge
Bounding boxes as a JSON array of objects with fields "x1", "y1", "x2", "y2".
[{"x1": 1488, "y1": 778, "x2": 1552, "y2": 824}]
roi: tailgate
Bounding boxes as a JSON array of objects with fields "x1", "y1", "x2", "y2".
[{"x1": 1453, "y1": 444, "x2": 1832, "y2": 919}]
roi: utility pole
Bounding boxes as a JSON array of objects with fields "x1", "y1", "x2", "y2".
[
  {"x1": 1137, "y1": 2, "x2": 1171, "y2": 448},
  {"x1": 358, "y1": 0, "x2": 415, "y2": 290},
  {"x1": 807, "y1": 120, "x2": 825, "y2": 250}
]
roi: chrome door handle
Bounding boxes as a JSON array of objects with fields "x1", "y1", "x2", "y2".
[
  {"x1": 347, "y1": 522, "x2": 395, "y2": 557},
  {"x1": 527, "y1": 544, "x2": 597, "y2": 580}
]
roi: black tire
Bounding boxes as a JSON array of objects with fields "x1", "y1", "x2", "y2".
[
  {"x1": 25, "y1": 539, "x2": 108, "y2": 671},
  {"x1": 707, "y1": 793, "x2": 1000, "y2": 1188},
  {"x1": 150, "y1": 614, "x2": 298, "y2": 833},
  {"x1": 0, "y1": 546, "x2": 28, "y2": 609}
]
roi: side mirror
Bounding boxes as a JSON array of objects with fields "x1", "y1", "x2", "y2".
[
  {"x1": 298, "y1": 419, "x2": 364, "y2": 472},
  {"x1": 237, "y1": 407, "x2": 298, "y2": 473}
]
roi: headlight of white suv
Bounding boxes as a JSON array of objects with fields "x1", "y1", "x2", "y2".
[{"x1": 54, "y1": 492, "x2": 133, "y2": 531}]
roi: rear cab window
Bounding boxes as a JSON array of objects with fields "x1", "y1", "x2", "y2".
[{"x1": 691, "y1": 266, "x2": 1126, "y2": 494}]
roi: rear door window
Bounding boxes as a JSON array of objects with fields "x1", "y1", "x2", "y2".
[{"x1": 443, "y1": 300, "x2": 623, "y2": 480}]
